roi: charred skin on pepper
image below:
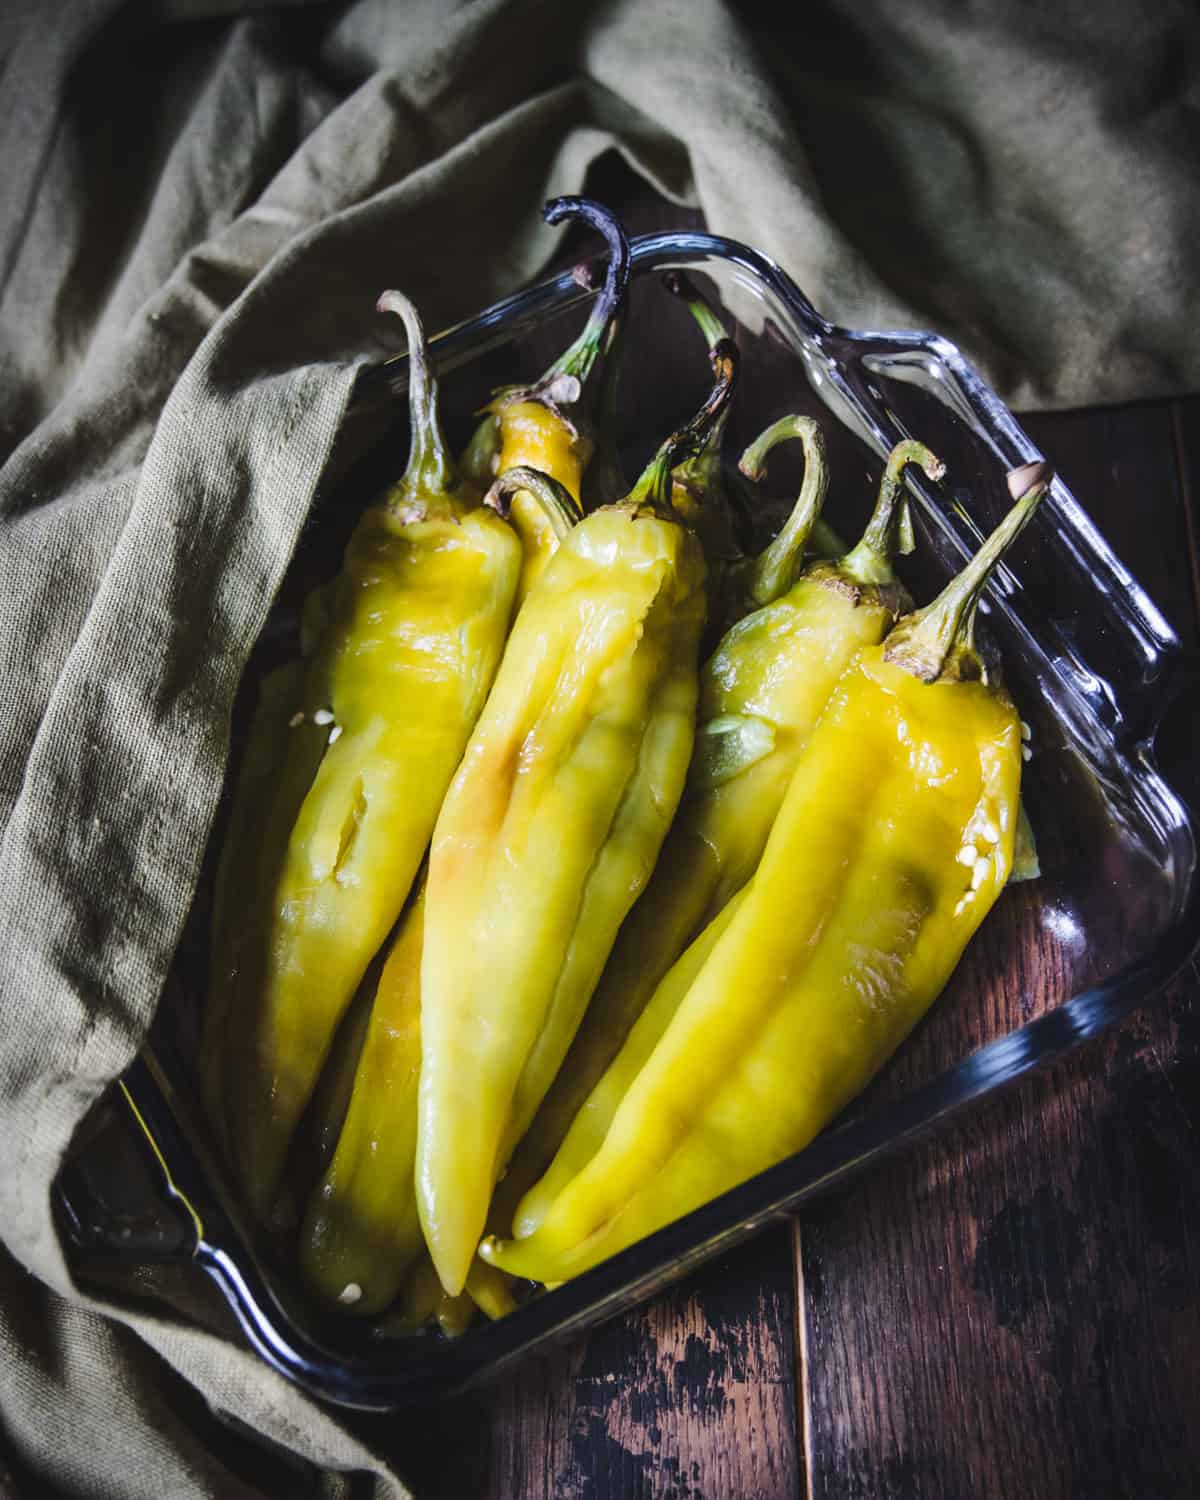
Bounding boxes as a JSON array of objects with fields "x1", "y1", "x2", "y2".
[
  {"x1": 210, "y1": 291, "x2": 523, "y2": 1225},
  {"x1": 416, "y1": 345, "x2": 738, "y2": 1297},
  {"x1": 482, "y1": 462, "x2": 1052, "y2": 1283},
  {"x1": 504, "y1": 434, "x2": 943, "y2": 1239}
]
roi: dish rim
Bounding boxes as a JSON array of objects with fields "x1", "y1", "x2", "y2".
[{"x1": 59, "y1": 229, "x2": 1200, "y2": 1410}]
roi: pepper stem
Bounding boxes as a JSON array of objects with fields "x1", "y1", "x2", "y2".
[
  {"x1": 663, "y1": 273, "x2": 732, "y2": 477},
  {"x1": 598, "y1": 315, "x2": 624, "y2": 423},
  {"x1": 583, "y1": 315, "x2": 631, "y2": 508},
  {"x1": 883, "y1": 460, "x2": 1054, "y2": 683},
  {"x1": 841, "y1": 440, "x2": 945, "y2": 586},
  {"x1": 483, "y1": 466, "x2": 582, "y2": 541},
  {"x1": 377, "y1": 290, "x2": 456, "y2": 518},
  {"x1": 539, "y1": 197, "x2": 631, "y2": 390},
  {"x1": 737, "y1": 416, "x2": 830, "y2": 606},
  {"x1": 661, "y1": 270, "x2": 740, "y2": 563},
  {"x1": 662, "y1": 269, "x2": 728, "y2": 352},
  {"x1": 624, "y1": 340, "x2": 740, "y2": 517}
]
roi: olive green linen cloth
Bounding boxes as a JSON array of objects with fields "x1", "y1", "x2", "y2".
[{"x1": 2, "y1": 0, "x2": 1198, "y2": 1493}]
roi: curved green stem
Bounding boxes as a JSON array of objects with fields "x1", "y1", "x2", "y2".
[
  {"x1": 841, "y1": 440, "x2": 945, "y2": 586},
  {"x1": 738, "y1": 416, "x2": 830, "y2": 606},
  {"x1": 582, "y1": 314, "x2": 631, "y2": 507},
  {"x1": 662, "y1": 269, "x2": 727, "y2": 351},
  {"x1": 540, "y1": 197, "x2": 631, "y2": 390},
  {"x1": 660, "y1": 271, "x2": 741, "y2": 567},
  {"x1": 377, "y1": 290, "x2": 455, "y2": 517},
  {"x1": 624, "y1": 340, "x2": 740, "y2": 517},
  {"x1": 662, "y1": 271, "x2": 732, "y2": 480},
  {"x1": 598, "y1": 314, "x2": 624, "y2": 424},
  {"x1": 883, "y1": 460, "x2": 1053, "y2": 683},
  {"x1": 483, "y1": 466, "x2": 583, "y2": 541}
]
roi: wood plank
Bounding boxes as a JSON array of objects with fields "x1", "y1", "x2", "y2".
[
  {"x1": 368, "y1": 1223, "x2": 800, "y2": 1500},
  {"x1": 1022, "y1": 403, "x2": 1198, "y2": 650},
  {"x1": 796, "y1": 399, "x2": 1200, "y2": 1499},
  {"x1": 1022, "y1": 401, "x2": 1199, "y2": 814},
  {"x1": 801, "y1": 976, "x2": 1200, "y2": 1500},
  {"x1": 487, "y1": 1225, "x2": 800, "y2": 1500}
]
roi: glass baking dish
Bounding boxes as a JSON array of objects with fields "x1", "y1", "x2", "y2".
[{"x1": 54, "y1": 231, "x2": 1199, "y2": 1410}]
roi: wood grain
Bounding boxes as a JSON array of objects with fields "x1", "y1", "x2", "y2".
[
  {"x1": 796, "y1": 399, "x2": 1200, "y2": 1500},
  {"x1": 800, "y1": 977, "x2": 1200, "y2": 1499},
  {"x1": 486, "y1": 1226, "x2": 799, "y2": 1500},
  {"x1": 368, "y1": 1224, "x2": 801, "y2": 1500}
]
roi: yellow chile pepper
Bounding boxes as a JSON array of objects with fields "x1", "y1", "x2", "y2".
[
  {"x1": 269, "y1": 966, "x2": 375, "y2": 1234},
  {"x1": 377, "y1": 1256, "x2": 474, "y2": 1339},
  {"x1": 295, "y1": 388, "x2": 584, "y2": 1319},
  {"x1": 200, "y1": 659, "x2": 317, "y2": 1161},
  {"x1": 207, "y1": 290, "x2": 524, "y2": 1224},
  {"x1": 416, "y1": 345, "x2": 739, "y2": 1296},
  {"x1": 459, "y1": 197, "x2": 630, "y2": 601},
  {"x1": 299, "y1": 882, "x2": 426, "y2": 1313},
  {"x1": 383, "y1": 1254, "x2": 516, "y2": 1336},
  {"x1": 296, "y1": 871, "x2": 525, "y2": 1320},
  {"x1": 480, "y1": 461, "x2": 1052, "y2": 1284},
  {"x1": 506, "y1": 432, "x2": 943, "y2": 1238},
  {"x1": 378, "y1": 1251, "x2": 518, "y2": 1337}
]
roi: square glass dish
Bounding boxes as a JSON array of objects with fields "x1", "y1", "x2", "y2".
[{"x1": 54, "y1": 231, "x2": 1199, "y2": 1409}]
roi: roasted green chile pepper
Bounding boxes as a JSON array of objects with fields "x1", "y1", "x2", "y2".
[
  {"x1": 206, "y1": 290, "x2": 523, "y2": 1223},
  {"x1": 416, "y1": 343, "x2": 739, "y2": 1296},
  {"x1": 481, "y1": 462, "x2": 1052, "y2": 1283},
  {"x1": 506, "y1": 432, "x2": 943, "y2": 1236}
]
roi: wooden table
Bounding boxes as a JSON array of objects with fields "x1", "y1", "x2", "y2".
[{"x1": 359, "y1": 155, "x2": 1200, "y2": 1500}]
